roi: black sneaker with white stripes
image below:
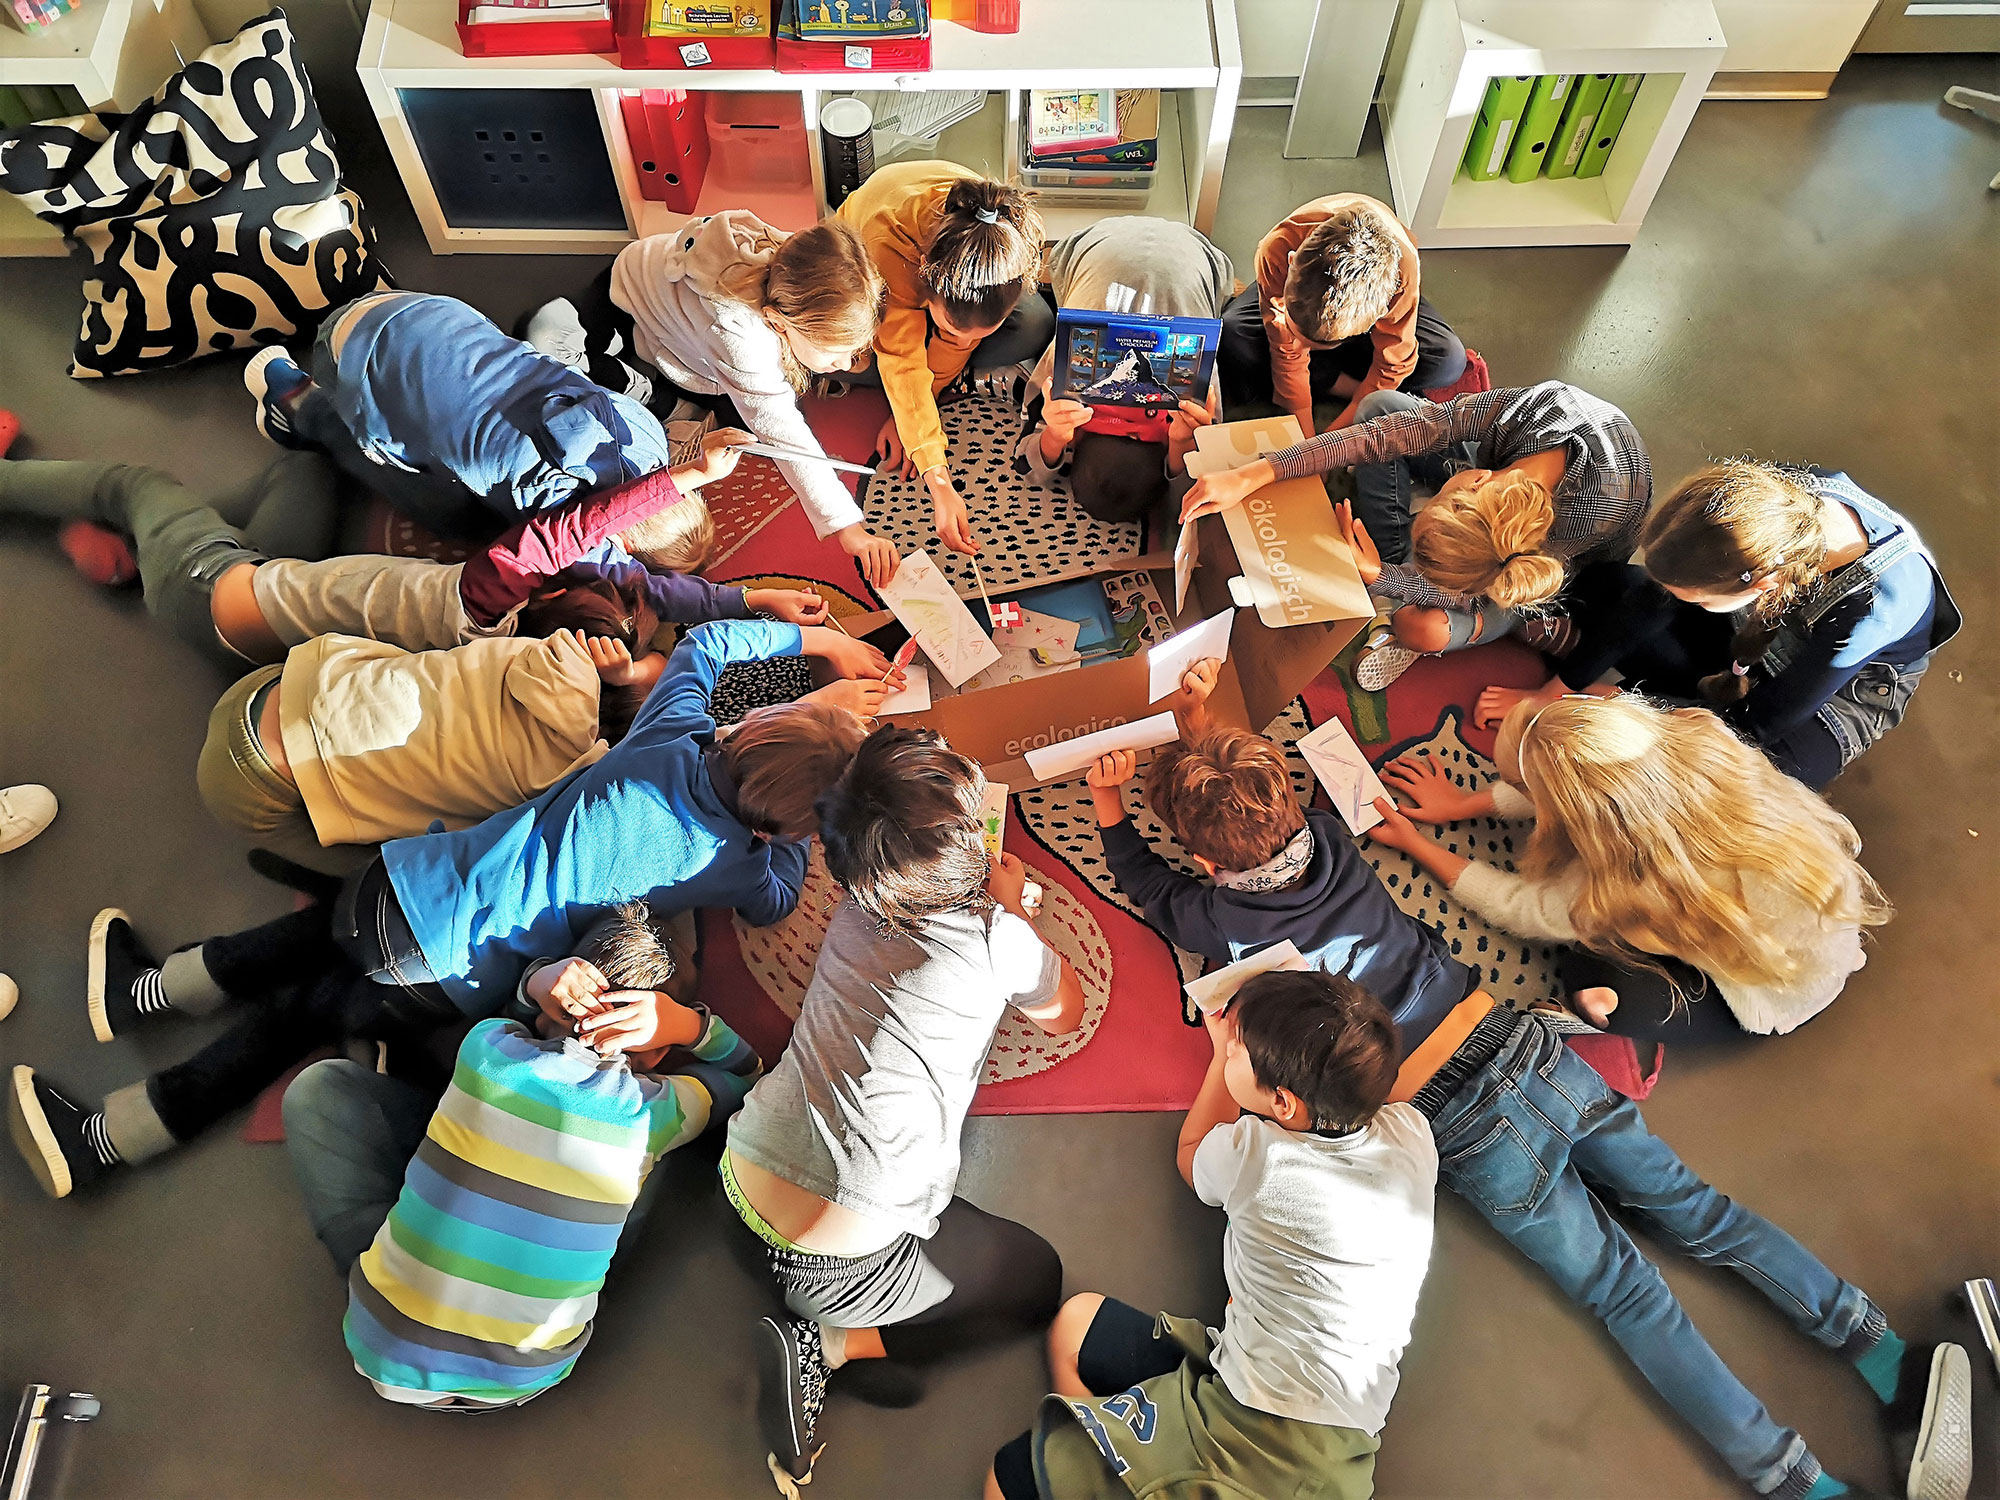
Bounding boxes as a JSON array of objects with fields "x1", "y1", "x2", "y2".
[
  {"x1": 8, "y1": 1066, "x2": 114, "y2": 1199},
  {"x1": 88, "y1": 907, "x2": 166, "y2": 1043},
  {"x1": 754, "y1": 1316, "x2": 829, "y2": 1499}
]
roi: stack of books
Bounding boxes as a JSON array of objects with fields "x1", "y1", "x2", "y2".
[
  {"x1": 643, "y1": 0, "x2": 770, "y2": 37},
  {"x1": 1021, "y1": 88, "x2": 1160, "y2": 201},
  {"x1": 465, "y1": 0, "x2": 612, "y2": 25},
  {"x1": 0, "y1": 83, "x2": 87, "y2": 125},
  {"x1": 1460, "y1": 73, "x2": 1645, "y2": 185}
]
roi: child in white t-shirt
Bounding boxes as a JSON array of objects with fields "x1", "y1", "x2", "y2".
[{"x1": 985, "y1": 969, "x2": 1437, "y2": 1500}]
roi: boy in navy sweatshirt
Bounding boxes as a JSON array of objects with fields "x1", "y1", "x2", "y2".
[{"x1": 1087, "y1": 660, "x2": 1473, "y2": 1033}]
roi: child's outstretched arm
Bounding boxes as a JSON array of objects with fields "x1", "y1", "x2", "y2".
[
  {"x1": 1089, "y1": 753, "x2": 1234, "y2": 963},
  {"x1": 642, "y1": 1013, "x2": 765, "y2": 1159},
  {"x1": 1176, "y1": 1006, "x2": 1241, "y2": 1188}
]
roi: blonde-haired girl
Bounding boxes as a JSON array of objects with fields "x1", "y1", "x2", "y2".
[
  {"x1": 837, "y1": 161, "x2": 1051, "y2": 560},
  {"x1": 1182, "y1": 382, "x2": 1652, "y2": 691},
  {"x1": 528, "y1": 213, "x2": 898, "y2": 583},
  {"x1": 1366, "y1": 693, "x2": 1891, "y2": 1042},
  {"x1": 1477, "y1": 461, "x2": 1959, "y2": 788}
]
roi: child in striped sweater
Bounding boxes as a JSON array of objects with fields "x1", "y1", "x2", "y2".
[{"x1": 281, "y1": 902, "x2": 760, "y2": 1409}]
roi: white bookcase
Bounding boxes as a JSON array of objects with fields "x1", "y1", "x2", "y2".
[
  {"x1": 355, "y1": 0, "x2": 1241, "y2": 255},
  {"x1": 1380, "y1": 0, "x2": 1727, "y2": 249},
  {"x1": 0, "y1": 0, "x2": 211, "y2": 255}
]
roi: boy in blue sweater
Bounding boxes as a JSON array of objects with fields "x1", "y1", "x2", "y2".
[
  {"x1": 11, "y1": 618, "x2": 891, "y2": 1198},
  {"x1": 245, "y1": 291, "x2": 673, "y2": 539},
  {"x1": 1087, "y1": 660, "x2": 1474, "y2": 1033}
]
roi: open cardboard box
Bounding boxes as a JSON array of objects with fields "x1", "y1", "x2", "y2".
[{"x1": 835, "y1": 417, "x2": 1375, "y2": 788}]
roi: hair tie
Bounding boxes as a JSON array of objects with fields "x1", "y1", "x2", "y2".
[
  {"x1": 1730, "y1": 661, "x2": 1749, "y2": 677},
  {"x1": 974, "y1": 207, "x2": 1000, "y2": 224},
  {"x1": 1501, "y1": 552, "x2": 1531, "y2": 566},
  {"x1": 1739, "y1": 570, "x2": 1754, "y2": 583}
]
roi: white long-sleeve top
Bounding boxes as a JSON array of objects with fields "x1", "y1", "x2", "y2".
[
  {"x1": 609, "y1": 212, "x2": 863, "y2": 539},
  {"x1": 1454, "y1": 780, "x2": 1866, "y2": 1035}
]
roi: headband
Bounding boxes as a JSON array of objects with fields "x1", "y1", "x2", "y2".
[
  {"x1": 974, "y1": 207, "x2": 1000, "y2": 224},
  {"x1": 1517, "y1": 692, "x2": 1598, "y2": 749}
]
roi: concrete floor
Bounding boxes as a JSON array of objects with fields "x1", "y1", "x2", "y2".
[{"x1": 2, "y1": 24, "x2": 1996, "y2": 1498}]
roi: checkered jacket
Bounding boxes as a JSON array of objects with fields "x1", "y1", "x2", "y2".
[{"x1": 1267, "y1": 382, "x2": 1653, "y2": 612}]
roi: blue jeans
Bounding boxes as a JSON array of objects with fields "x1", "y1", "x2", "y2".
[
  {"x1": 1430, "y1": 1014, "x2": 1884, "y2": 1496},
  {"x1": 1350, "y1": 388, "x2": 1517, "y2": 652},
  {"x1": 283, "y1": 1059, "x2": 434, "y2": 1274}
]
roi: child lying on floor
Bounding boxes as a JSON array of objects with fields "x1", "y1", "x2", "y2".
[
  {"x1": 282, "y1": 901, "x2": 762, "y2": 1409},
  {"x1": 244, "y1": 291, "x2": 674, "y2": 539},
  {"x1": 987, "y1": 969, "x2": 1436, "y2": 1500},
  {"x1": 0, "y1": 417, "x2": 827, "y2": 668},
  {"x1": 8, "y1": 620, "x2": 884, "y2": 1199}
]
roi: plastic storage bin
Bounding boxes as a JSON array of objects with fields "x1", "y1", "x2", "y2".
[
  {"x1": 773, "y1": 34, "x2": 931, "y2": 73},
  {"x1": 456, "y1": 0, "x2": 617, "y2": 58},
  {"x1": 703, "y1": 91, "x2": 811, "y2": 191},
  {"x1": 616, "y1": 2, "x2": 776, "y2": 69},
  {"x1": 621, "y1": 89, "x2": 709, "y2": 213}
]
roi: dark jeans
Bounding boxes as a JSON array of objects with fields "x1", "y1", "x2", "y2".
[
  {"x1": 1554, "y1": 563, "x2": 1843, "y2": 789},
  {"x1": 1430, "y1": 1012, "x2": 1884, "y2": 1496},
  {"x1": 1218, "y1": 285, "x2": 1466, "y2": 411},
  {"x1": 1346, "y1": 387, "x2": 1481, "y2": 567},
  {"x1": 146, "y1": 860, "x2": 457, "y2": 1144},
  {"x1": 1558, "y1": 949, "x2": 1753, "y2": 1046},
  {"x1": 735, "y1": 1194, "x2": 1063, "y2": 1366},
  {"x1": 0, "y1": 454, "x2": 339, "y2": 664}
]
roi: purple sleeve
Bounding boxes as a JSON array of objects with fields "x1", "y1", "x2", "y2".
[{"x1": 566, "y1": 555, "x2": 752, "y2": 625}]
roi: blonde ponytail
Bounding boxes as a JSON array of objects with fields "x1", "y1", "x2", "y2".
[{"x1": 1412, "y1": 472, "x2": 1565, "y2": 609}]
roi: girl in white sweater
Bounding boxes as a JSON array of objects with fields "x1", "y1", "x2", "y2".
[
  {"x1": 527, "y1": 214, "x2": 898, "y2": 585},
  {"x1": 1363, "y1": 693, "x2": 1890, "y2": 1041}
]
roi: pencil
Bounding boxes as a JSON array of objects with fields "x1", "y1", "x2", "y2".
[{"x1": 969, "y1": 556, "x2": 996, "y2": 620}]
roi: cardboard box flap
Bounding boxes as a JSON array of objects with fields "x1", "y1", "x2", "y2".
[{"x1": 1187, "y1": 418, "x2": 1374, "y2": 629}]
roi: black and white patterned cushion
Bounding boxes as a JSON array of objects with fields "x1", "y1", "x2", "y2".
[{"x1": 0, "y1": 9, "x2": 389, "y2": 380}]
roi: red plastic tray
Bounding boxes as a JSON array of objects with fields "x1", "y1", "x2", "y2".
[
  {"x1": 616, "y1": 3, "x2": 776, "y2": 70},
  {"x1": 456, "y1": 2, "x2": 617, "y2": 58},
  {"x1": 773, "y1": 33, "x2": 930, "y2": 73}
]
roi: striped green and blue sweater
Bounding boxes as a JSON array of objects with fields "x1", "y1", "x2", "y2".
[{"x1": 344, "y1": 1014, "x2": 759, "y2": 1405}]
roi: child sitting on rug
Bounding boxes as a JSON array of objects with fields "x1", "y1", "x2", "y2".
[
  {"x1": 1014, "y1": 216, "x2": 1234, "y2": 523},
  {"x1": 838, "y1": 162, "x2": 1053, "y2": 558},
  {"x1": 726, "y1": 724, "x2": 1084, "y2": 1497},
  {"x1": 1182, "y1": 381, "x2": 1652, "y2": 692},
  {"x1": 0, "y1": 416, "x2": 826, "y2": 669},
  {"x1": 986, "y1": 969, "x2": 1436, "y2": 1500},
  {"x1": 1086, "y1": 660, "x2": 1476, "y2": 1032},
  {"x1": 525, "y1": 215, "x2": 902, "y2": 588},
  {"x1": 1368, "y1": 692, "x2": 1892, "y2": 1045},
  {"x1": 1473, "y1": 461, "x2": 1960, "y2": 789},
  {"x1": 8, "y1": 619, "x2": 885, "y2": 1200},
  {"x1": 280, "y1": 901, "x2": 762, "y2": 1407},
  {"x1": 1217, "y1": 194, "x2": 1466, "y2": 436},
  {"x1": 244, "y1": 291, "x2": 673, "y2": 539}
]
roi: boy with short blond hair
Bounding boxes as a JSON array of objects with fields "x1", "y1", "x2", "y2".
[
  {"x1": 985, "y1": 968, "x2": 1438, "y2": 1500},
  {"x1": 1218, "y1": 194, "x2": 1465, "y2": 435}
]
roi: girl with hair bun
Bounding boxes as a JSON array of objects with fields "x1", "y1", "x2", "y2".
[
  {"x1": 837, "y1": 161, "x2": 1051, "y2": 559},
  {"x1": 1476, "y1": 459, "x2": 1960, "y2": 788},
  {"x1": 1182, "y1": 381, "x2": 1652, "y2": 692}
]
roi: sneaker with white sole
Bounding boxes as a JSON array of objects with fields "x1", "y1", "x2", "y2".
[
  {"x1": 1884, "y1": 1342, "x2": 1974, "y2": 1500},
  {"x1": 664, "y1": 399, "x2": 718, "y2": 468},
  {"x1": 8, "y1": 1065, "x2": 109, "y2": 1199},
  {"x1": 88, "y1": 907, "x2": 163, "y2": 1044},
  {"x1": 244, "y1": 345, "x2": 314, "y2": 448},
  {"x1": 1355, "y1": 634, "x2": 1421, "y2": 693},
  {"x1": 755, "y1": 1316, "x2": 829, "y2": 1498},
  {"x1": 0, "y1": 784, "x2": 57, "y2": 853}
]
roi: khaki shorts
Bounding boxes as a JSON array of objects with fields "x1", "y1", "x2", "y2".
[{"x1": 196, "y1": 667, "x2": 370, "y2": 875}]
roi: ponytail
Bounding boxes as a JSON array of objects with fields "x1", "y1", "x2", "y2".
[
  {"x1": 1641, "y1": 460, "x2": 1827, "y2": 623},
  {"x1": 921, "y1": 176, "x2": 1044, "y2": 330},
  {"x1": 1412, "y1": 473, "x2": 1565, "y2": 610}
]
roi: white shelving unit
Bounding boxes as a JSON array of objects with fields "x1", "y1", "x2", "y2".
[
  {"x1": 1380, "y1": 0, "x2": 1727, "y2": 249},
  {"x1": 0, "y1": 0, "x2": 210, "y2": 256},
  {"x1": 354, "y1": 0, "x2": 1240, "y2": 255}
]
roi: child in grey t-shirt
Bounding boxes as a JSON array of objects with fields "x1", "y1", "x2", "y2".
[{"x1": 722, "y1": 724, "x2": 1085, "y2": 1497}]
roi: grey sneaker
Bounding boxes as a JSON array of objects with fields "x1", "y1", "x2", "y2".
[
  {"x1": 665, "y1": 399, "x2": 718, "y2": 468},
  {"x1": 1885, "y1": 1342, "x2": 1974, "y2": 1500},
  {"x1": 1355, "y1": 633, "x2": 1421, "y2": 692}
]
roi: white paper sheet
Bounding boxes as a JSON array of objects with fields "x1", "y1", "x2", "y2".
[
  {"x1": 1173, "y1": 519, "x2": 1199, "y2": 614},
  {"x1": 1023, "y1": 711, "x2": 1180, "y2": 781},
  {"x1": 1297, "y1": 717, "x2": 1392, "y2": 835},
  {"x1": 879, "y1": 661, "x2": 931, "y2": 715},
  {"x1": 1183, "y1": 940, "x2": 1311, "y2": 1015},
  {"x1": 962, "y1": 610, "x2": 1082, "y2": 691},
  {"x1": 1146, "y1": 608, "x2": 1235, "y2": 705},
  {"x1": 878, "y1": 550, "x2": 1002, "y2": 687},
  {"x1": 976, "y1": 780, "x2": 1009, "y2": 856}
]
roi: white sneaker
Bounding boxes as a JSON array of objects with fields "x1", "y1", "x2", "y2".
[
  {"x1": 1354, "y1": 634, "x2": 1421, "y2": 693},
  {"x1": 0, "y1": 784, "x2": 56, "y2": 853}
]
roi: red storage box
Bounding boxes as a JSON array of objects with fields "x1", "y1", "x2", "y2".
[
  {"x1": 456, "y1": 1, "x2": 617, "y2": 58},
  {"x1": 704, "y1": 91, "x2": 811, "y2": 192},
  {"x1": 774, "y1": 33, "x2": 931, "y2": 72},
  {"x1": 616, "y1": 3, "x2": 777, "y2": 69},
  {"x1": 620, "y1": 89, "x2": 710, "y2": 212}
]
